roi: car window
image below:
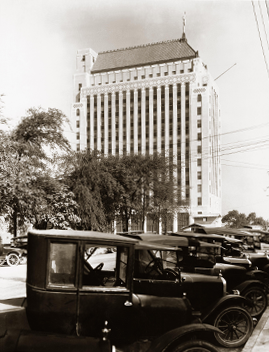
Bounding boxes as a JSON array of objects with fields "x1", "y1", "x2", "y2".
[
  {"x1": 48, "y1": 242, "x2": 77, "y2": 287},
  {"x1": 134, "y1": 249, "x2": 180, "y2": 280},
  {"x1": 82, "y1": 244, "x2": 128, "y2": 289}
]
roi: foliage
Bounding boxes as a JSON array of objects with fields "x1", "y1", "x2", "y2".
[
  {"x1": 63, "y1": 150, "x2": 115, "y2": 231},
  {"x1": 64, "y1": 151, "x2": 188, "y2": 233},
  {"x1": 222, "y1": 210, "x2": 267, "y2": 230},
  {"x1": 0, "y1": 107, "x2": 74, "y2": 236}
]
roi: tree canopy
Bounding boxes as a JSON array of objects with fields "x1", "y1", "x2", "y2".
[
  {"x1": 222, "y1": 210, "x2": 268, "y2": 230},
  {"x1": 0, "y1": 107, "x2": 76, "y2": 236}
]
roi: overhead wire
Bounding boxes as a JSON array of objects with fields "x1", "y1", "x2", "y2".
[{"x1": 252, "y1": 0, "x2": 269, "y2": 78}]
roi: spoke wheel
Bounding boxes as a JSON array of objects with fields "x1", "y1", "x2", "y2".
[
  {"x1": 214, "y1": 306, "x2": 253, "y2": 348},
  {"x1": 243, "y1": 287, "x2": 267, "y2": 318},
  {"x1": 6, "y1": 253, "x2": 20, "y2": 266},
  {"x1": 169, "y1": 340, "x2": 219, "y2": 352}
]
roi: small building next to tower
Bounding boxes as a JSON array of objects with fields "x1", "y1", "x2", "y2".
[{"x1": 72, "y1": 32, "x2": 222, "y2": 230}]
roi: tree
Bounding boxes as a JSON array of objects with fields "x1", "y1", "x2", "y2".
[
  {"x1": 0, "y1": 107, "x2": 72, "y2": 236},
  {"x1": 222, "y1": 210, "x2": 247, "y2": 228},
  {"x1": 222, "y1": 210, "x2": 267, "y2": 230}
]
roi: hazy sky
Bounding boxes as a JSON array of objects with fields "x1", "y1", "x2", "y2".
[{"x1": 0, "y1": 0, "x2": 269, "y2": 220}]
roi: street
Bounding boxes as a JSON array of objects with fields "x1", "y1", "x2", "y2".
[{"x1": 0, "y1": 263, "x2": 26, "y2": 300}]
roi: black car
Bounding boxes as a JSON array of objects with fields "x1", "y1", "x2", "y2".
[
  {"x1": 0, "y1": 242, "x2": 26, "y2": 266},
  {"x1": 0, "y1": 229, "x2": 254, "y2": 352},
  {"x1": 168, "y1": 231, "x2": 268, "y2": 319}
]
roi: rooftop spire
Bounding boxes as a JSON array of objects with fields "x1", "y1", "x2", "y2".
[{"x1": 181, "y1": 12, "x2": 187, "y2": 42}]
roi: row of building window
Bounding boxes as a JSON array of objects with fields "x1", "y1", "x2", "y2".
[{"x1": 90, "y1": 68, "x2": 193, "y2": 86}]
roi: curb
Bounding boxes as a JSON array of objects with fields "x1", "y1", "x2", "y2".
[{"x1": 242, "y1": 307, "x2": 269, "y2": 352}]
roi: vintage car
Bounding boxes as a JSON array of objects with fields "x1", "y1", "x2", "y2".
[
  {"x1": 0, "y1": 228, "x2": 233, "y2": 352},
  {"x1": 176, "y1": 230, "x2": 269, "y2": 284},
  {"x1": 121, "y1": 231, "x2": 268, "y2": 320},
  {"x1": 118, "y1": 232, "x2": 255, "y2": 347},
  {"x1": 0, "y1": 242, "x2": 26, "y2": 266},
  {"x1": 168, "y1": 232, "x2": 268, "y2": 318}
]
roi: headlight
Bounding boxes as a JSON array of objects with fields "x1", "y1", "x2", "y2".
[{"x1": 232, "y1": 290, "x2": 240, "y2": 295}]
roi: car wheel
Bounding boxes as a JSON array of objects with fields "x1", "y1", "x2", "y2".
[
  {"x1": 6, "y1": 253, "x2": 20, "y2": 266},
  {"x1": 168, "y1": 340, "x2": 219, "y2": 352},
  {"x1": 0, "y1": 258, "x2": 5, "y2": 266},
  {"x1": 214, "y1": 306, "x2": 253, "y2": 348},
  {"x1": 242, "y1": 287, "x2": 267, "y2": 318}
]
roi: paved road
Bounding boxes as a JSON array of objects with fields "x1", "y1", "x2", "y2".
[{"x1": 0, "y1": 263, "x2": 26, "y2": 299}]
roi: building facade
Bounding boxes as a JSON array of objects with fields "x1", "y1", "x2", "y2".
[{"x1": 72, "y1": 34, "x2": 222, "y2": 230}]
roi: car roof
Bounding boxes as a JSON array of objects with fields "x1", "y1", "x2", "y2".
[
  {"x1": 28, "y1": 229, "x2": 138, "y2": 245},
  {"x1": 118, "y1": 232, "x2": 189, "y2": 246},
  {"x1": 171, "y1": 232, "x2": 226, "y2": 240}
]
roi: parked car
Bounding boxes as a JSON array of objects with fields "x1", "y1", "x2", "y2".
[
  {"x1": 168, "y1": 232, "x2": 268, "y2": 319},
  {"x1": 0, "y1": 242, "x2": 26, "y2": 266},
  {"x1": 0, "y1": 229, "x2": 227, "y2": 352},
  {"x1": 118, "y1": 232, "x2": 254, "y2": 347},
  {"x1": 180, "y1": 228, "x2": 269, "y2": 280}
]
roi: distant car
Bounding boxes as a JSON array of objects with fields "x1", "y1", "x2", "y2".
[{"x1": 0, "y1": 243, "x2": 26, "y2": 266}]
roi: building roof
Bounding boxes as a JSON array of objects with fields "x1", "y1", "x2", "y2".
[{"x1": 91, "y1": 38, "x2": 198, "y2": 73}]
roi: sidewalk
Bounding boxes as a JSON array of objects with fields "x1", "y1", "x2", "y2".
[{"x1": 242, "y1": 307, "x2": 269, "y2": 352}]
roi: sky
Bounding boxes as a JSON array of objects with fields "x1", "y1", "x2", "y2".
[{"x1": 0, "y1": 0, "x2": 269, "y2": 220}]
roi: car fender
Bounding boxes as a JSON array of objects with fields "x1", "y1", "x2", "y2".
[
  {"x1": 146, "y1": 323, "x2": 221, "y2": 352},
  {"x1": 235, "y1": 280, "x2": 267, "y2": 294},
  {"x1": 246, "y1": 269, "x2": 269, "y2": 281},
  {"x1": 201, "y1": 294, "x2": 250, "y2": 323},
  {"x1": 6, "y1": 250, "x2": 22, "y2": 257}
]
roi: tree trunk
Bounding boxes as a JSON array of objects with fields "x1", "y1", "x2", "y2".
[{"x1": 13, "y1": 208, "x2": 18, "y2": 237}]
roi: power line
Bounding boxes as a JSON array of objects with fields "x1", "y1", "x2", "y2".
[{"x1": 252, "y1": 0, "x2": 269, "y2": 78}]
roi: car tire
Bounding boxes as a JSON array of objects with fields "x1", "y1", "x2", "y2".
[
  {"x1": 6, "y1": 253, "x2": 20, "y2": 266},
  {"x1": 242, "y1": 287, "x2": 267, "y2": 318},
  {"x1": 214, "y1": 306, "x2": 253, "y2": 348},
  {"x1": 168, "y1": 340, "x2": 219, "y2": 352}
]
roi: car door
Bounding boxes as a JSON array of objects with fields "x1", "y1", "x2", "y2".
[{"x1": 77, "y1": 242, "x2": 138, "y2": 341}]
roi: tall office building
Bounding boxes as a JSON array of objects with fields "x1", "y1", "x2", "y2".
[{"x1": 72, "y1": 31, "x2": 222, "y2": 230}]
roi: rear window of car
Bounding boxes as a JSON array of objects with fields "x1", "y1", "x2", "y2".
[{"x1": 48, "y1": 242, "x2": 77, "y2": 288}]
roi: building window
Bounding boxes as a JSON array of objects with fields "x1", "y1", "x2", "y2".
[
  {"x1": 197, "y1": 145, "x2": 202, "y2": 154},
  {"x1": 149, "y1": 74, "x2": 153, "y2": 78},
  {"x1": 76, "y1": 144, "x2": 80, "y2": 151},
  {"x1": 82, "y1": 55, "x2": 85, "y2": 61},
  {"x1": 197, "y1": 158, "x2": 202, "y2": 166},
  {"x1": 164, "y1": 72, "x2": 168, "y2": 76},
  {"x1": 197, "y1": 94, "x2": 202, "y2": 102},
  {"x1": 197, "y1": 107, "x2": 201, "y2": 115},
  {"x1": 76, "y1": 109, "x2": 80, "y2": 116},
  {"x1": 78, "y1": 83, "x2": 82, "y2": 91},
  {"x1": 197, "y1": 133, "x2": 202, "y2": 141},
  {"x1": 197, "y1": 119, "x2": 201, "y2": 128},
  {"x1": 76, "y1": 132, "x2": 80, "y2": 140},
  {"x1": 157, "y1": 73, "x2": 160, "y2": 77},
  {"x1": 197, "y1": 171, "x2": 202, "y2": 180},
  {"x1": 134, "y1": 76, "x2": 138, "y2": 80},
  {"x1": 198, "y1": 197, "x2": 202, "y2": 206},
  {"x1": 172, "y1": 71, "x2": 176, "y2": 75},
  {"x1": 198, "y1": 184, "x2": 202, "y2": 193},
  {"x1": 141, "y1": 75, "x2": 145, "y2": 79},
  {"x1": 76, "y1": 121, "x2": 80, "y2": 128}
]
